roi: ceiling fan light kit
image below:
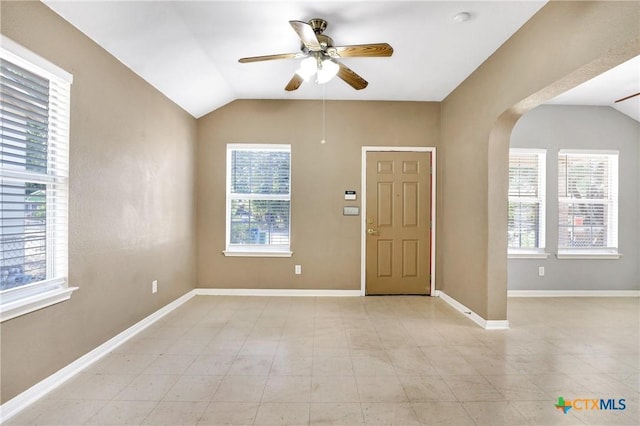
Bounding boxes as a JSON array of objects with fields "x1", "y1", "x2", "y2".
[
  {"x1": 239, "y1": 18, "x2": 393, "y2": 91},
  {"x1": 296, "y1": 55, "x2": 339, "y2": 84},
  {"x1": 316, "y1": 59, "x2": 340, "y2": 84}
]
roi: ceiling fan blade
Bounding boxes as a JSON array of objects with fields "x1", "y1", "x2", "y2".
[
  {"x1": 285, "y1": 74, "x2": 304, "y2": 91},
  {"x1": 289, "y1": 20, "x2": 322, "y2": 51},
  {"x1": 239, "y1": 52, "x2": 302, "y2": 63},
  {"x1": 331, "y1": 43, "x2": 394, "y2": 58},
  {"x1": 614, "y1": 92, "x2": 640, "y2": 103},
  {"x1": 337, "y1": 62, "x2": 368, "y2": 90}
]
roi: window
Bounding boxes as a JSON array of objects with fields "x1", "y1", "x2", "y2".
[
  {"x1": 508, "y1": 149, "x2": 546, "y2": 257},
  {"x1": 1, "y1": 36, "x2": 75, "y2": 321},
  {"x1": 558, "y1": 150, "x2": 619, "y2": 258},
  {"x1": 224, "y1": 144, "x2": 292, "y2": 257}
]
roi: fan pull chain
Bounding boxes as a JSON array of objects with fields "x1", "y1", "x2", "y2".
[{"x1": 321, "y1": 85, "x2": 326, "y2": 144}]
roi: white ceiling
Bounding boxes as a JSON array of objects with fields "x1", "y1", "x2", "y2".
[
  {"x1": 547, "y1": 55, "x2": 640, "y2": 123},
  {"x1": 43, "y1": 0, "x2": 548, "y2": 118}
]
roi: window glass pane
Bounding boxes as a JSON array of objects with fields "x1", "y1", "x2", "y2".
[
  {"x1": 508, "y1": 150, "x2": 545, "y2": 251},
  {"x1": 558, "y1": 155, "x2": 609, "y2": 200},
  {"x1": 1, "y1": 57, "x2": 55, "y2": 292},
  {"x1": 231, "y1": 150, "x2": 290, "y2": 194},
  {"x1": 0, "y1": 59, "x2": 50, "y2": 174},
  {"x1": 558, "y1": 202, "x2": 608, "y2": 248},
  {"x1": 230, "y1": 199, "x2": 290, "y2": 245},
  {"x1": 227, "y1": 145, "x2": 291, "y2": 252},
  {"x1": 509, "y1": 155, "x2": 539, "y2": 197},
  {"x1": 558, "y1": 152, "x2": 617, "y2": 250},
  {"x1": 508, "y1": 201, "x2": 540, "y2": 249},
  {"x1": 1, "y1": 39, "x2": 72, "y2": 320},
  {"x1": 1, "y1": 181, "x2": 47, "y2": 290}
]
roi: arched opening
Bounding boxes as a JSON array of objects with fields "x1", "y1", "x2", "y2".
[{"x1": 487, "y1": 41, "x2": 640, "y2": 322}]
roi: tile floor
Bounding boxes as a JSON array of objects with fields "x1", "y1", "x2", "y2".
[{"x1": 5, "y1": 295, "x2": 639, "y2": 425}]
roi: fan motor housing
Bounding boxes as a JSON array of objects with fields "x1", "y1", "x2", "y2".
[{"x1": 309, "y1": 18, "x2": 328, "y2": 34}]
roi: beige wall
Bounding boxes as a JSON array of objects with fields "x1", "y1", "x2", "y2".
[
  {"x1": 440, "y1": 1, "x2": 640, "y2": 320},
  {"x1": 0, "y1": 2, "x2": 197, "y2": 402},
  {"x1": 197, "y1": 100, "x2": 440, "y2": 290}
]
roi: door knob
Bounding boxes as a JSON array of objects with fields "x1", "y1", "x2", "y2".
[{"x1": 367, "y1": 228, "x2": 379, "y2": 235}]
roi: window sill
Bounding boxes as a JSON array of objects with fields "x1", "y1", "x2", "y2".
[
  {"x1": 0, "y1": 286, "x2": 79, "y2": 322},
  {"x1": 556, "y1": 252, "x2": 622, "y2": 260},
  {"x1": 508, "y1": 252, "x2": 551, "y2": 259},
  {"x1": 223, "y1": 250, "x2": 293, "y2": 258}
]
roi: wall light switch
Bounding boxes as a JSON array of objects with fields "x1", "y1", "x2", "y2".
[
  {"x1": 152, "y1": 280, "x2": 158, "y2": 293},
  {"x1": 343, "y1": 206, "x2": 360, "y2": 216},
  {"x1": 295, "y1": 265, "x2": 302, "y2": 275},
  {"x1": 538, "y1": 267, "x2": 545, "y2": 277}
]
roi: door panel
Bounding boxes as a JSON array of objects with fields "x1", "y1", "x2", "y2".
[
  {"x1": 377, "y1": 182, "x2": 393, "y2": 226},
  {"x1": 377, "y1": 240, "x2": 393, "y2": 277},
  {"x1": 402, "y1": 240, "x2": 419, "y2": 277},
  {"x1": 402, "y1": 182, "x2": 419, "y2": 227},
  {"x1": 366, "y1": 151, "x2": 431, "y2": 295}
]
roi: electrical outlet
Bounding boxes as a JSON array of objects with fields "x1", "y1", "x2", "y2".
[
  {"x1": 295, "y1": 265, "x2": 302, "y2": 275},
  {"x1": 538, "y1": 267, "x2": 545, "y2": 277},
  {"x1": 152, "y1": 280, "x2": 158, "y2": 293}
]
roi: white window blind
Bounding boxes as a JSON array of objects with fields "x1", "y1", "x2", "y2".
[
  {"x1": 1, "y1": 38, "x2": 74, "y2": 321},
  {"x1": 558, "y1": 150, "x2": 618, "y2": 253},
  {"x1": 508, "y1": 149, "x2": 546, "y2": 253},
  {"x1": 225, "y1": 144, "x2": 291, "y2": 256}
]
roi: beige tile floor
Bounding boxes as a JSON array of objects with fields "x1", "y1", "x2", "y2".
[{"x1": 5, "y1": 295, "x2": 639, "y2": 425}]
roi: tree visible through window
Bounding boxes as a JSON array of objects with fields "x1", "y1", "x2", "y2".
[
  {"x1": 558, "y1": 150, "x2": 618, "y2": 253},
  {"x1": 225, "y1": 145, "x2": 291, "y2": 255},
  {"x1": 1, "y1": 58, "x2": 67, "y2": 290},
  {"x1": 508, "y1": 149, "x2": 546, "y2": 253},
  {"x1": 1, "y1": 36, "x2": 74, "y2": 321}
]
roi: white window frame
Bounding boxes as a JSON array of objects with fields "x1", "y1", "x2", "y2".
[
  {"x1": 223, "y1": 143, "x2": 292, "y2": 257},
  {"x1": 557, "y1": 149, "x2": 620, "y2": 260},
  {"x1": 0, "y1": 36, "x2": 76, "y2": 322},
  {"x1": 508, "y1": 148, "x2": 548, "y2": 259}
]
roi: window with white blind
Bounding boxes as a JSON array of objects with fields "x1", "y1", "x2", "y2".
[
  {"x1": 557, "y1": 150, "x2": 619, "y2": 258},
  {"x1": 224, "y1": 144, "x2": 292, "y2": 257},
  {"x1": 0, "y1": 36, "x2": 75, "y2": 322},
  {"x1": 508, "y1": 149, "x2": 546, "y2": 257}
]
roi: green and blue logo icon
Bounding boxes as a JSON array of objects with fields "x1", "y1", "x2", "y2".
[{"x1": 555, "y1": 396, "x2": 572, "y2": 414}]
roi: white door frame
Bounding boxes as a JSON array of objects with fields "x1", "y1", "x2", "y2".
[{"x1": 361, "y1": 146, "x2": 436, "y2": 296}]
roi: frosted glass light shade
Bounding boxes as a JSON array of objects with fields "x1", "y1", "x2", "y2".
[
  {"x1": 296, "y1": 57, "x2": 317, "y2": 81},
  {"x1": 316, "y1": 59, "x2": 339, "y2": 84},
  {"x1": 295, "y1": 56, "x2": 338, "y2": 84}
]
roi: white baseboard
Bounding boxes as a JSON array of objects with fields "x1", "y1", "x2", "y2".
[
  {"x1": 194, "y1": 288, "x2": 362, "y2": 297},
  {"x1": 435, "y1": 290, "x2": 509, "y2": 330},
  {"x1": 508, "y1": 290, "x2": 640, "y2": 297},
  {"x1": 0, "y1": 290, "x2": 196, "y2": 424}
]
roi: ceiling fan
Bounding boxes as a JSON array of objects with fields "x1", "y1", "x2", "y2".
[
  {"x1": 238, "y1": 18, "x2": 393, "y2": 91},
  {"x1": 614, "y1": 92, "x2": 640, "y2": 103}
]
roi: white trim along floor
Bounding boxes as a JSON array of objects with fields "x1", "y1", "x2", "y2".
[{"x1": 2, "y1": 293, "x2": 638, "y2": 425}]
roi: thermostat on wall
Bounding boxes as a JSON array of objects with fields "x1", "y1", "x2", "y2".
[{"x1": 344, "y1": 190, "x2": 357, "y2": 201}]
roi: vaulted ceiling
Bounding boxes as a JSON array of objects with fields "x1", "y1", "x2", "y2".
[
  {"x1": 43, "y1": 1, "x2": 547, "y2": 118},
  {"x1": 547, "y1": 55, "x2": 640, "y2": 123},
  {"x1": 43, "y1": 1, "x2": 638, "y2": 122}
]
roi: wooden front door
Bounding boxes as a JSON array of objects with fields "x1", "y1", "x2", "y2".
[{"x1": 365, "y1": 151, "x2": 431, "y2": 295}]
